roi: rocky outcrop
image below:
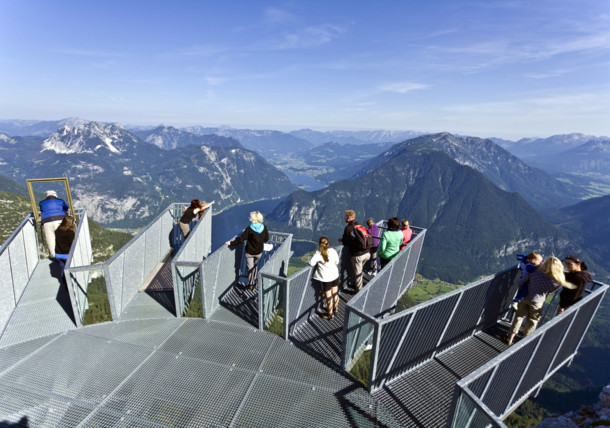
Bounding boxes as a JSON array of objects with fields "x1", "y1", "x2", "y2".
[{"x1": 535, "y1": 383, "x2": 610, "y2": 427}]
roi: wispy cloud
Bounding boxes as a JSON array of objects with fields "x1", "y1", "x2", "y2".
[
  {"x1": 263, "y1": 7, "x2": 297, "y2": 24},
  {"x1": 278, "y1": 24, "x2": 347, "y2": 49},
  {"x1": 53, "y1": 48, "x2": 126, "y2": 58},
  {"x1": 179, "y1": 44, "x2": 232, "y2": 57},
  {"x1": 378, "y1": 82, "x2": 430, "y2": 94},
  {"x1": 204, "y1": 70, "x2": 281, "y2": 86},
  {"x1": 442, "y1": 90, "x2": 610, "y2": 115}
]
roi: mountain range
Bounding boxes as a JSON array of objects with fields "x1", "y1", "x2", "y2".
[
  {"x1": 320, "y1": 133, "x2": 583, "y2": 210},
  {"x1": 288, "y1": 128, "x2": 423, "y2": 145},
  {"x1": 0, "y1": 122, "x2": 295, "y2": 227},
  {"x1": 268, "y1": 140, "x2": 596, "y2": 282},
  {"x1": 497, "y1": 133, "x2": 610, "y2": 190},
  {"x1": 130, "y1": 126, "x2": 242, "y2": 150}
]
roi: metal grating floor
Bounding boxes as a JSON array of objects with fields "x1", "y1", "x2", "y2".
[
  {"x1": 0, "y1": 259, "x2": 76, "y2": 348},
  {"x1": 0, "y1": 317, "x2": 401, "y2": 427},
  {"x1": 289, "y1": 290, "x2": 352, "y2": 369},
  {"x1": 120, "y1": 263, "x2": 176, "y2": 321},
  {"x1": 373, "y1": 330, "x2": 509, "y2": 427},
  {"x1": 212, "y1": 284, "x2": 259, "y2": 328}
]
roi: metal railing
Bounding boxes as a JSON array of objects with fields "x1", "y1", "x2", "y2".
[
  {"x1": 172, "y1": 207, "x2": 212, "y2": 317},
  {"x1": 449, "y1": 281, "x2": 608, "y2": 427},
  {"x1": 0, "y1": 214, "x2": 39, "y2": 336},
  {"x1": 200, "y1": 231, "x2": 292, "y2": 324},
  {"x1": 258, "y1": 245, "x2": 354, "y2": 340},
  {"x1": 257, "y1": 232, "x2": 292, "y2": 332},
  {"x1": 103, "y1": 203, "x2": 180, "y2": 318},
  {"x1": 341, "y1": 228, "x2": 428, "y2": 390},
  {"x1": 64, "y1": 208, "x2": 94, "y2": 326}
]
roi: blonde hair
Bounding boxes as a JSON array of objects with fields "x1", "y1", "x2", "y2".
[
  {"x1": 539, "y1": 257, "x2": 566, "y2": 285},
  {"x1": 366, "y1": 218, "x2": 374, "y2": 228},
  {"x1": 345, "y1": 210, "x2": 355, "y2": 220},
  {"x1": 249, "y1": 211, "x2": 263, "y2": 224},
  {"x1": 401, "y1": 219, "x2": 409, "y2": 229}
]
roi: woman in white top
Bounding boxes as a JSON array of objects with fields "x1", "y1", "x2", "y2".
[{"x1": 309, "y1": 236, "x2": 340, "y2": 320}]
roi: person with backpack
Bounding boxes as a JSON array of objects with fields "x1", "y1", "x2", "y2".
[
  {"x1": 338, "y1": 210, "x2": 371, "y2": 294},
  {"x1": 378, "y1": 217, "x2": 403, "y2": 270},
  {"x1": 511, "y1": 252, "x2": 543, "y2": 310}
]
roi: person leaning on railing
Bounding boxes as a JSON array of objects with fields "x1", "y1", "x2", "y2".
[
  {"x1": 377, "y1": 217, "x2": 403, "y2": 270},
  {"x1": 225, "y1": 210, "x2": 269, "y2": 293},
  {"x1": 54, "y1": 215, "x2": 75, "y2": 269},
  {"x1": 179, "y1": 199, "x2": 214, "y2": 238},
  {"x1": 556, "y1": 254, "x2": 593, "y2": 315},
  {"x1": 39, "y1": 190, "x2": 69, "y2": 258},
  {"x1": 507, "y1": 257, "x2": 575, "y2": 346}
]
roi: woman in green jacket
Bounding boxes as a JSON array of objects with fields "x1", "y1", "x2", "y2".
[{"x1": 378, "y1": 217, "x2": 403, "y2": 270}]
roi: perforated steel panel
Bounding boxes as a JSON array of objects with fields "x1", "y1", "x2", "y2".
[
  {"x1": 436, "y1": 333, "x2": 507, "y2": 379},
  {"x1": 376, "y1": 360, "x2": 459, "y2": 427},
  {"x1": 0, "y1": 316, "x2": 400, "y2": 428},
  {"x1": 160, "y1": 319, "x2": 274, "y2": 371},
  {"x1": 0, "y1": 383, "x2": 94, "y2": 427},
  {"x1": 120, "y1": 290, "x2": 176, "y2": 321},
  {"x1": 0, "y1": 259, "x2": 76, "y2": 348}
]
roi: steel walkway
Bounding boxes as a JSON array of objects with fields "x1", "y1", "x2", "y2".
[
  {"x1": 373, "y1": 325, "x2": 511, "y2": 427},
  {"x1": 0, "y1": 259, "x2": 76, "y2": 348},
  {"x1": 120, "y1": 262, "x2": 176, "y2": 321},
  {"x1": 0, "y1": 318, "x2": 400, "y2": 427},
  {"x1": 290, "y1": 289, "x2": 354, "y2": 369}
]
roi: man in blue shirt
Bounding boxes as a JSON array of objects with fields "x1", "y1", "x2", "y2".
[{"x1": 39, "y1": 190, "x2": 69, "y2": 258}]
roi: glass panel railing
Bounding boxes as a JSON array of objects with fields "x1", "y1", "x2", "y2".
[{"x1": 261, "y1": 274, "x2": 286, "y2": 338}]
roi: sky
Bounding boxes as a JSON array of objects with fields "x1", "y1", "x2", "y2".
[{"x1": 1, "y1": 0, "x2": 609, "y2": 140}]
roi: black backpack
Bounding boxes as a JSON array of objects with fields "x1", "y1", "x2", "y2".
[{"x1": 352, "y1": 223, "x2": 374, "y2": 251}]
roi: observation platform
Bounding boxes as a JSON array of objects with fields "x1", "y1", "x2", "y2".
[
  {"x1": 1, "y1": 204, "x2": 607, "y2": 427},
  {"x1": 0, "y1": 318, "x2": 396, "y2": 427}
]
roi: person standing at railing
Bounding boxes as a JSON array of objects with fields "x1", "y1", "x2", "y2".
[
  {"x1": 507, "y1": 257, "x2": 575, "y2": 345},
  {"x1": 399, "y1": 219, "x2": 412, "y2": 251},
  {"x1": 179, "y1": 200, "x2": 214, "y2": 238},
  {"x1": 338, "y1": 210, "x2": 371, "y2": 294},
  {"x1": 309, "y1": 236, "x2": 340, "y2": 320},
  {"x1": 365, "y1": 218, "x2": 380, "y2": 276},
  {"x1": 378, "y1": 217, "x2": 403, "y2": 270},
  {"x1": 556, "y1": 255, "x2": 593, "y2": 314},
  {"x1": 54, "y1": 215, "x2": 75, "y2": 269},
  {"x1": 511, "y1": 252, "x2": 543, "y2": 311},
  {"x1": 225, "y1": 211, "x2": 269, "y2": 294},
  {"x1": 39, "y1": 190, "x2": 69, "y2": 258}
]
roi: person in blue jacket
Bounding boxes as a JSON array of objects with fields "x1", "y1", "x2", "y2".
[
  {"x1": 39, "y1": 190, "x2": 69, "y2": 258},
  {"x1": 225, "y1": 211, "x2": 269, "y2": 293},
  {"x1": 511, "y1": 252, "x2": 543, "y2": 310}
]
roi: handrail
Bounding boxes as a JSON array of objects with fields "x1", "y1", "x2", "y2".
[
  {"x1": 172, "y1": 207, "x2": 212, "y2": 317},
  {"x1": 0, "y1": 213, "x2": 40, "y2": 339},
  {"x1": 450, "y1": 281, "x2": 608, "y2": 426},
  {"x1": 0, "y1": 213, "x2": 35, "y2": 256},
  {"x1": 63, "y1": 207, "x2": 93, "y2": 327},
  {"x1": 106, "y1": 202, "x2": 183, "y2": 265}
]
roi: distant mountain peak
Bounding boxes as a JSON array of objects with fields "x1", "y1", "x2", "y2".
[
  {"x1": 0, "y1": 133, "x2": 14, "y2": 144},
  {"x1": 42, "y1": 121, "x2": 136, "y2": 154}
]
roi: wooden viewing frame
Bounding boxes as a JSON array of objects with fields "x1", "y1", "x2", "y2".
[{"x1": 26, "y1": 177, "x2": 75, "y2": 223}]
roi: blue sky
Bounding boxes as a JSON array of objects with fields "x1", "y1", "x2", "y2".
[{"x1": 1, "y1": 0, "x2": 609, "y2": 139}]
